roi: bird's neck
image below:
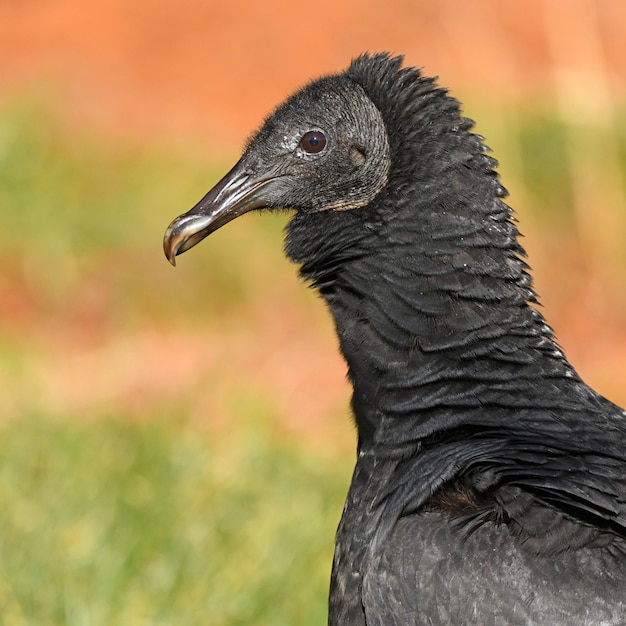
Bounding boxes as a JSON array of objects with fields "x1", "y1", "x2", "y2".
[{"x1": 287, "y1": 140, "x2": 578, "y2": 450}]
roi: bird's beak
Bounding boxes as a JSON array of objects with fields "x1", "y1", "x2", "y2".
[{"x1": 163, "y1": 157, "x2": 280, "y2": 266}]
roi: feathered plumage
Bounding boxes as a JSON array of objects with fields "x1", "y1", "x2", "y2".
[{"x1": 164, "y1": 53, "x2": 626, "y2": 624}]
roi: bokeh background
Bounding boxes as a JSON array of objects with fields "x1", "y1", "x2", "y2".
[{"x1": 1, "y1": 0, "x2": 625, "y2": 623}]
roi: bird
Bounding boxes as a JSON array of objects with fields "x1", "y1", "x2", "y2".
[{"x1": 163, "y1": 53, "x2": 626, "y2": 625}]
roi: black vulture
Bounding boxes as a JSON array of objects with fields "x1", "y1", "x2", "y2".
[{"x1": 163, "y1": 54, "x2": 626, "y2": 624}]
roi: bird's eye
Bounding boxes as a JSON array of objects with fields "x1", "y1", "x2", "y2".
[{"x1": 299, "y1": 130, "x2": 327, "y2": 154}]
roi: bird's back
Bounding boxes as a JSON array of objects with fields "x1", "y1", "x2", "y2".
[{"x1": 365, "y1": 508, "x2": 626, "y2": 625}]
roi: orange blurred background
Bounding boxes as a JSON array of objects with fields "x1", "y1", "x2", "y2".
[
  {"x1": 1, "y1": 0, "x2": 625, "y2": 429},
  {"x1": 2, "y1": 0, "x2": 625, "y2": 143}
]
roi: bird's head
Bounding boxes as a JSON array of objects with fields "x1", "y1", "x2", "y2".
[{"x1": 163, "y1": 65, "x2": 392, "y2": 265}]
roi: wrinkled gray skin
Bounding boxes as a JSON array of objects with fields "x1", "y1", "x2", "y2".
[{"x1": 164, "y1": 54, "x2": 626, "y2": 625}]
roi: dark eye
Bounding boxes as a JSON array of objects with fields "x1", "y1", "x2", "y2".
[{"x1": 299, "y1": 130, "x2": 327, "y2": 154}]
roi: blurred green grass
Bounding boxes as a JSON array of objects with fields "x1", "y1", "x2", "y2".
[
  {"x1": 0, "y1": 96, "x2": 625, "y2": 624},
  {"x1": 0, "y1": 413, "x2": 350, "y2": 625}
]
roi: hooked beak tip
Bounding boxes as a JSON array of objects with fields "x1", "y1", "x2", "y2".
[
  {"x1": 163, "y1": 212, "x2": 219, "y2": 266},
  {"x1": 163, "y1": 223, "x2": 180, "y2": 266}
]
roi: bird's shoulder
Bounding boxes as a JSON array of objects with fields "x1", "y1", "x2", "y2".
[{"x1": 426, "y1": 479, "x2": 625, "y2": 556}]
